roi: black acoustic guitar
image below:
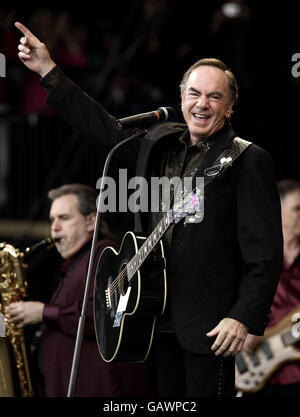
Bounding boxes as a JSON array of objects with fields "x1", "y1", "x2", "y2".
[{"x1": 93, "y1": 190, "x2": 203, "y2": 362}]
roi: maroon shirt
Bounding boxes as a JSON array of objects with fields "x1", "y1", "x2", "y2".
[
  {"x1": 42, "y1": 239, "x2": 154, "y2": 397},
  {"x1": 268, "y1": 255, "x2": 300, "y2": 385}
]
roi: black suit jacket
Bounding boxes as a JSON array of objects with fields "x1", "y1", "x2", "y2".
[{"x1": 42, "y1": 67, "x2": 283, "y2": 354}]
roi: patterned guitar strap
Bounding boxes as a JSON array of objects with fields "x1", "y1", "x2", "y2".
[
  {"x1": 185, "y1": 137, "x2": 252, "y2": 224},
  {"x1": 204, "y1": 137, "x2": 252, "y2": 185}
]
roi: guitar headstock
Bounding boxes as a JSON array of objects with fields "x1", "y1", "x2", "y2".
[{"x1": 172, "y1": 187, "x2": 204, "y2": 224}]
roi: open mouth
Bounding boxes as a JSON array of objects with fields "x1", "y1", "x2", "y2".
[{"x1": 193, "y1": 113, "x2": 211, "y2": 122}]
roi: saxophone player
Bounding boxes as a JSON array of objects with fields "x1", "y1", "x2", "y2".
[{"x1": 5, "y1": 183, "x2": 154, "y2": 397}]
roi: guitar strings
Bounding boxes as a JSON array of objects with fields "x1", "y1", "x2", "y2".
[
  {"x1": 106, "y1": 209, "x2": 173, "y2": 297},
  {"x1": 106, "y1": 210, "x2": 171, "y2": 296},
  {"x1": 106, "y1": 188, "x2": 200, "y2": 298}
]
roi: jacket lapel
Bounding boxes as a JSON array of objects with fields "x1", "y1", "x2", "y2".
[
  {"x1": 135, "y1": 122, "x2": 186, "y2": 179},
  {"x1": 134, "y1": 122, "x2": 186, "y2": 233}
]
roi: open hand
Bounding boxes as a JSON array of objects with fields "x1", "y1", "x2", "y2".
[{"x1": 206, "y1": 317, "x2": 248, "y2": 357}]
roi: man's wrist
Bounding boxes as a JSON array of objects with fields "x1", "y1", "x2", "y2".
[{"x1": 39, "y1": 61, "x2": 56, "y2": 78}]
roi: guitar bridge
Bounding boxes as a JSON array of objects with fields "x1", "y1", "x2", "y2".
[{"x1": 105, "y1": 288, "x2": 111, "y2": 309}]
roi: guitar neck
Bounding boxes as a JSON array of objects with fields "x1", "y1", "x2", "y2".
[
  {"x1": 127, "y1": 210, "x2": 173, "y2": 281},
  {"x1": 123, "y1": 188, "x2": 202, "y2": 282}
]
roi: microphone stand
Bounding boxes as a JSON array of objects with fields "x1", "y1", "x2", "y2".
[{"x1": 67, "y1": 127, "x2": 148, "y2": 397}]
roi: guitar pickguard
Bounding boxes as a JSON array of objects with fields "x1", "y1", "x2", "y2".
[{"x1": 106, "y1": 258, "x2": 131, "y2": 321}]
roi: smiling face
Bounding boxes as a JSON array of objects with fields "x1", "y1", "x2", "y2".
[
  {"x1": 181, "y1": 65, "x2": 234, "y2": 145},
  {"x1": 49, "y1": 194, "x2": 95, "y2": 259}
]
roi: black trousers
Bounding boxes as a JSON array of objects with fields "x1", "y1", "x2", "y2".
[{"x1": 153, "y1": 333, "x2": 235, "y2": 397}]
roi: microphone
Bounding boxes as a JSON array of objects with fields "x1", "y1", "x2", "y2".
[{"x1": 115, "y1": 106, "x2": 175, "y2": 130}]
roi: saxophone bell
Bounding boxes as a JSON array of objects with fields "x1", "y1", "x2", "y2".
[{"x1": 0, "y1": 243, "x2": 34, "y2": 396}]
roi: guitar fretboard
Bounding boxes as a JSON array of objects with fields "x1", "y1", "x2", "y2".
[
  {"x1": 126, "y1": 210, "x2": 173, "y2": 281},
  {"x1": 107, "y1": 189, "x2": 200, "y2": 294}
]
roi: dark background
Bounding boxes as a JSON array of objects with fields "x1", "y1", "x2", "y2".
[{"x1": 0, "y1": 1, "x2": 299, "y2": 300}]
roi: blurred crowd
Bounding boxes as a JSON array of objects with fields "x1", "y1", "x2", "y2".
[
  {"x1": 0, "y1": 1, "x2": 299, "y2": 225},
  {"x1": 0, "y1": 1, "x2": 265, "y2": 119},
  {"x1": 0, "y1": 2, "x2": 199, "y2": 118}
]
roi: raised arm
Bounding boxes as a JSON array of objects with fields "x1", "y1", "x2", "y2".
[
  {"x1": 15, "y1": 21, "x2": 56, "y2": 78},
  {"x1": 15, "y1": 21, "x2": 138, "y2": 161}
]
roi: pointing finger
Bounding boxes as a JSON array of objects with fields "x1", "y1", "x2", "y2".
[
  {"x1": 15, "y1": 21, "x2": 41, "y2": 47},
  {"x1": 15, "y1": 21, "x2": 31, "y2": 36}
]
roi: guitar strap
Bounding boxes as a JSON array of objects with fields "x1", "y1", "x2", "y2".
[
  {"x1": 180, "y1": 137, "x2": 252, "y2": 224},
  {"x1": 134, "y1": 136, "x2": 252, "y2": 234},
  {"x1": 201, "y1": 137, "x2": 252, "y2": 187}
]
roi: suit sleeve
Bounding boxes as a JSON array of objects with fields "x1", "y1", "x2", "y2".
[
  {"x1": 40, "y1": 66, "x2": 138, "y2": 162},
  {"x1": 226, "y1": 145, "x2": 283, "y2": 335}
]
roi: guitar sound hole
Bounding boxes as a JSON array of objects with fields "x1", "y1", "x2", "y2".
[{"x1": 119, "y1": 260, "x2": 129, "y2": 296}]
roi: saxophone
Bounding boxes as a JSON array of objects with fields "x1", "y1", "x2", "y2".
[{"x1": 0, "y1": 238, "x2": 57, "y2": 397}]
